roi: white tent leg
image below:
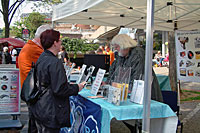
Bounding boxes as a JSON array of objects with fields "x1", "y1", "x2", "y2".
[
  {"x1": 142, "y1": 0, "x2": 154, "y2": 132},
  {"x1": 162, "y1": 31, "x2": 166, "y2": 57}
]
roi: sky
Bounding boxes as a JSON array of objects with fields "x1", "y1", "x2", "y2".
[{"x1": 0, "y1": 0, "x2": 50, "y2": 28}]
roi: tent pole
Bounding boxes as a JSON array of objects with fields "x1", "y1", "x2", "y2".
[
  {"x1": 142, "y1": 0, "x2": 154, "y2": 132},
  {"x1": 162, "y1": 31, "x2": 166, "y2": 57}
]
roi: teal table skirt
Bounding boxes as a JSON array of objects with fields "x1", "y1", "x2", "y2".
[
  {"x1": 79, "y1": 89, "x2": 176, "y2": 133},
  {"x1": 156, "y1": 74, "x2": 171, "y2": 91}
]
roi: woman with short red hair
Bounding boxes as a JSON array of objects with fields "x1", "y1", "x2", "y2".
[{"x1": 30, "y1": 29, "x2": 85, "y2": 132}]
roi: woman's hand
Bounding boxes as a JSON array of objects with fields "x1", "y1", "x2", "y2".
[{"x1": 101, "y1": 81, "x2": 107, "y2": 86}]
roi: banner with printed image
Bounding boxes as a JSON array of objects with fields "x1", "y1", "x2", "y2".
[
  {"x1": 60, "y1": 95, "x2": 102, "y2": 133},
  {"x1": 0, "y1": 69, "x2": 20, "y2": 115},
  {"x1": 175, "y1": 31, "x2": 200, "y2": 82}
]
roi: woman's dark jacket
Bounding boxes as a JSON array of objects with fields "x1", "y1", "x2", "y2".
[{"x1": 31, "y1": 50, "x2": 79, "y2": 128}]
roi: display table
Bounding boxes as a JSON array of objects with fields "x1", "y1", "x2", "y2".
[{"x1": 61, "y1": 89, "x2": 177, "y2": 133}]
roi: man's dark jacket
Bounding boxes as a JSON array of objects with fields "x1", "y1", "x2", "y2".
[
  {"x1": 107, "y1": 47, "x2": 163, "y2": 102},
  {"x1": 31, "y1": 50, "x2": 79, "y2": 128}
]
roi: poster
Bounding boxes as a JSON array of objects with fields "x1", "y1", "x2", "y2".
[
  {"x1": 60, "y1": 95, "x2": 102, "y2": 133},
  {"x1": 91, "y1": 68, "x2": 106, "y2": 95},
  {"x1": 76, "y1": 64, "x2": 87, "y2": 84},
  {"x1": 175, "y1": 31, "x2": 200, "y2": 82},
  {"x1": 0, "y1": 69, "x2": 20, "y2": 115}
]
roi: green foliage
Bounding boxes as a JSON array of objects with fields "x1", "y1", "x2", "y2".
[
  {"x1": 10, "y1": 21, "x2": 24, "y2": 38},
  {"x1": 141, "y1": 32, "x2": 162, "y2": 50},
  {"x1": 181, "y1": 90, "x2": 200, "y2": 101},
  {"x1": 24, "y1": 12, "x2": 46, "y2": 39},
  {"x1": 61, "y1": 37, "x2": 99, "y2": 58},
  {"x1": 32, "y1": 0, "x2": 62, "y2": 12},
  {"x1": 9, "y1": 12, "x2": 46, "y2": 39},
  {"x1": 153, "y1": 32, "x2": 162, "y2": 50},
  {"x1": 0, "y1": 28, "x2": 5, "y2": 38}
]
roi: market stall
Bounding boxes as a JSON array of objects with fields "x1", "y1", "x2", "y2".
[{"x1": 53, "y1": 0, "x2": 200, "y2": 132}]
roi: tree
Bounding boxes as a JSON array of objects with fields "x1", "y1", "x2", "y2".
[
  {"x1": 10, "y1": 12, "x2": 47, "y2": 39},
  {"x1": 62, "y1": 37, "x2": 99, "y2": 58},
  {"x1": 31, "y1": 0, "x2": 62, "y2": 12},
  {"x1": 0, "y1": 0, "x2": 25, "y2": 38},
  {"x1": 24, "y1": 12, "x2": 46, "y2": 38},
  {"x1": 0, "y1": 0, "x2": 62, "y2": 38},
  {"x1": 10, "y1": 21, "x2": 25, "y2": 39},
  {"x1": 168, "y1": 31, "x2": 178, "y2": 92}
]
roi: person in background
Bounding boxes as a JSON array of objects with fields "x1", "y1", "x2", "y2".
[
  {"x1": 99, "y1": 45, "x2": 106, "y2": 54},
  {"x1": 31, "y1": 29, "x2": 85, "y2": 132},
  {"x1": 88, "y1": 50, "x2": 96, "y2": 54},
  {"x1": 105, "y1": 34, "x2": 163, "y2": 102},
  {"x1": 2, "y1": 46, "x2": 11, "y2": 64},
  {"x1": 154, "y1": 51, "x2": 164, "y2": 67},
  {"x1": 9, "y1": 46, "x2": 17, "y2": 64},
  {"x1": 105, "y1": 45, "x2": 115, "y2": 65},
  {"x1": 113, "y1": 49, "x2": 119, "y2": 60},
  {"x1": 96, "y1": 48, "x2": 103, "y2": 54},
  {"x1": 58, "y1": 45, "x2": 69, "y2": 64},
  {"x1": 18, "y1": 24, "x2": 52, "y2": 133}
]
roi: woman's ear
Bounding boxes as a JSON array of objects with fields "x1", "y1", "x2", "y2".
[{"x1": 53, "y1": 41, "x2": 57, "y2": 47}]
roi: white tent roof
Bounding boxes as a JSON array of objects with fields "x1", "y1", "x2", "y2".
[{"x1": 53, "y1": 0, "x2": 200, "y2": 31}]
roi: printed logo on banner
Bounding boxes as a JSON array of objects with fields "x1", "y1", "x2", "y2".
[
  {"x1": 11, "y1": 75, "x2": 18, "y2": 82},
  {"x1": 60, "y1": 96, "x2": 102, "y2": 133},
  {"x1": 178, "y1": 37, "x2": 189, "y2": 50},
  {"x1": 0, "y1": 75, "x2": 8, "y2": 81},
  {"x1": 194, "y1": 37, "x2": 200, "y2": 48}
]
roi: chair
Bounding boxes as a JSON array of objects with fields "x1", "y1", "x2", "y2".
[{"x1": 161, "y1": 91, "x2": 183, "y2": 133}]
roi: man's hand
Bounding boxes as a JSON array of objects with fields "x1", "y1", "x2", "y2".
[{"x1": 78, "y1": 81, "x2": 87, "y2": 92}]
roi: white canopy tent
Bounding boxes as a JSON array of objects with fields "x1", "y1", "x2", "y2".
[
  {"x1": 53, "y1": 0, "x2": 200, "y2": 132},
  {"x1": 53, "y1": 0, "x2": 200, "y2": 31}
]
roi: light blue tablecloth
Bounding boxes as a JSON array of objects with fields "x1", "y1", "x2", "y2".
[{"x1": 79, "y1": 89, "x2": 176, "y2": 133}]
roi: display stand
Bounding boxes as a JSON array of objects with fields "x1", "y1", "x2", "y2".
[
  {"x1": 0, "y1": 115, "x2": 22, "y2": 129},
  {"x1": 0, "y1": 68, "x2": 22, "y2": 130}
]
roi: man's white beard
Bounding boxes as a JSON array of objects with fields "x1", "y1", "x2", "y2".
[{"x1": 118, "y1": 52, "x2": 123, "y2": 57}]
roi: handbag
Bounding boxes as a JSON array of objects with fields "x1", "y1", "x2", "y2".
[{"x1": 21, "y1": 62, "x2": 47, "y2": 105}]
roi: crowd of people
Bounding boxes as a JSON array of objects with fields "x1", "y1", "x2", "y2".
[
  {"x1": 96, "y1": 45, "x2": 115, "y2": 65},
  {"x1": 153, "y1": 51, "x2": 169, "y2": 67}
]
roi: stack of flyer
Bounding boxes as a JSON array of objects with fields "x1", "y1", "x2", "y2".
[
  {"x1": 107, "y1": 82, "x2": 129, "y2": 105},
  {"x1": 107, "y1": 86, "x2": 121, "y2": 106},
  {"x1": 130, "y1": 80, "x2": 144, "y2": 104},
  {"x1": 111, "y1": 82, "x2": 128, "y2": 102}
]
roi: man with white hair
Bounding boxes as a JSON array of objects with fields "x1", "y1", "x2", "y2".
[
  {"x1": 2, "y1": 46, "x2": 12, "y2": 64},
  {"x1": 9, "y1": 46, "x2": 17, "y2": 64},
  {"x1": 18, "y1": 24, "x2": 52, "y2": 133},
  {"x1": 106, "y1": 34, "x2": 163, "y2": 102}
]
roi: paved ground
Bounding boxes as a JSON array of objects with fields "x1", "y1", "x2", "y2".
[{"x1": 0, "y1": 67, "x2": 200, "y2": 133}]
